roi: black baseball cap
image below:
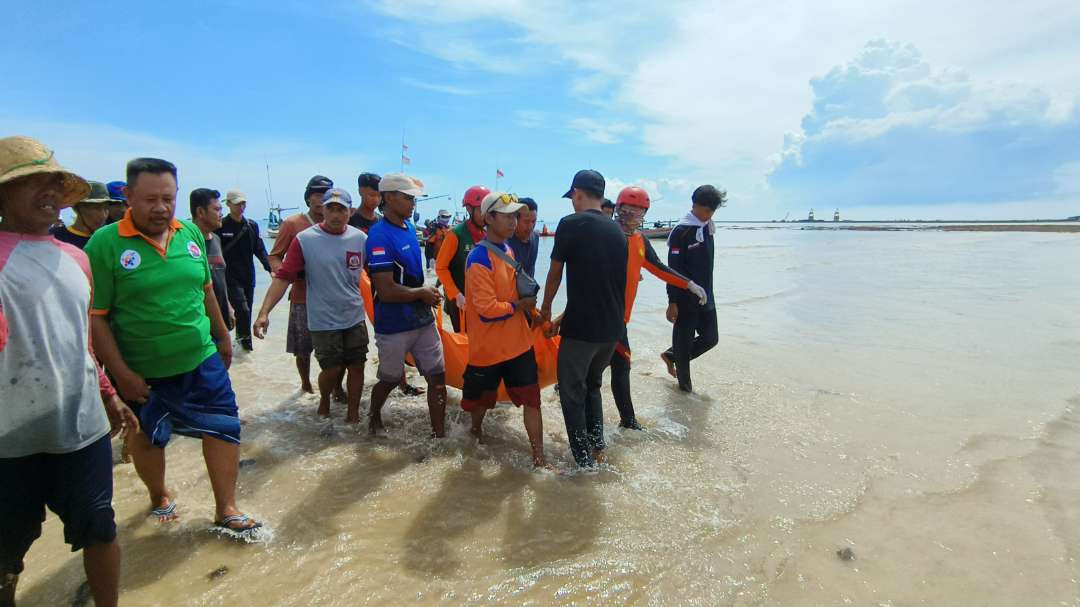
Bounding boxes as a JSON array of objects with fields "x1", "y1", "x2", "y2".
[
  {"x1": 601, "y1": 198, "x2": 615, "y2": 209},
  {"x1": 692, "y1": 185, "x2": 725, "y2": 210},
  {"x1": 306, "y1": 175, "x2": 333, "y2": 192},
  {"x1": 562, "y1": 169, "x2": 605, "y2": 199}
]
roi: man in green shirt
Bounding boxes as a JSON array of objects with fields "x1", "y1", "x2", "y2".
[{"x1": 85, "y1": 158, "x2": 261, "y2": 535}]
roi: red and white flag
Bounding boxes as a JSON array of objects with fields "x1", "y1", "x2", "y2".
[
  {"x1": 402, "y1": 155, "x2": 411, "y2": 165},
  {"x1": 496, "y1": 168, "x2": 505, "y2": 178}
]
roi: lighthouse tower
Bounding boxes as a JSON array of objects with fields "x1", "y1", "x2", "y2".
[
  {"x1": 833, "y1": 209, "x2": 840, "y2": 222},
  {"x1": 808, "y1": 208, "x2": 815, "y2": 221}
]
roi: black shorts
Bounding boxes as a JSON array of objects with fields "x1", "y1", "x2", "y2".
[
  {"x1": 310, "y1": 322, "x2": 369, "y2": 370},
  {"x1": 461, "y1": 348, "x2": 541, "y2": 411},
  {"x1": 0, "y1": 435, "x2": 116, "y2": 575}
]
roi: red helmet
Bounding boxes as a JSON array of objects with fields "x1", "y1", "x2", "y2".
[
  {"x1": 616, "y1": 186, "x2": 650, "y2": 209},
  {"x1": 462, "y1": 185, "x2": 491, "y2": 208}
]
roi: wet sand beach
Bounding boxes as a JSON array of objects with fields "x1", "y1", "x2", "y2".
[{"x1": 15, "y1": 227, "x2": 1080, "y2": 606}]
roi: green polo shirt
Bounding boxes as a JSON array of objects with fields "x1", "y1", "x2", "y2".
[{"x1": 85, "y1": 211, "x2": 217, "y2": 379}]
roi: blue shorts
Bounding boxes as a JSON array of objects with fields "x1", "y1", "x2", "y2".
[
  {"x1": 0, "y1": 434, "x2": 116, "y2": 575},
  {"x1": 137, "y1": 353, "x2": 240, "y2": 447}
]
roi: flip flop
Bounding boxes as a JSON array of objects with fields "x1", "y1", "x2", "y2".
[
  {"x1": 215, "y1": 513, "x2": 263, "y2": 532},
  {"x1": 150, "y1": 500, "x2": 178, "y2": 521},
  {"x1": 398, "y1": 383, "x2": 425, "y2": 396}
]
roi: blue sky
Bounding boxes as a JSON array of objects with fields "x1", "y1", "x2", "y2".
[{"x1": 3, "y1": 0, "x2": 1079, "y2": 222}]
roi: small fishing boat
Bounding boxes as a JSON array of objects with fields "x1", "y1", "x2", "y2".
[{"x1": 640, "y1": 220, "x2": 677, "y2": 239}]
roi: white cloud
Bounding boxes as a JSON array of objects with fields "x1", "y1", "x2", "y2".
[
  {"x1": 768, "y1": 39, "x2": 1080, "y2": 207},
  {"x1": 514, "y1": 110, "x2": 547, "y2": 129},
  {"x1": 399, "y1": 77, "x2": 478, "y2": 96},
  {"x1": 567, "y1": 118, "x2": 634, "y2": 145},
  {"x1": 368, "y1": 0, "x2": 1080, "y2": 213}
]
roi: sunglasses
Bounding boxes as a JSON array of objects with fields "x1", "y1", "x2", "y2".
[{"x1": 616, "y1": 205, "x2": 646, "y2": 218}]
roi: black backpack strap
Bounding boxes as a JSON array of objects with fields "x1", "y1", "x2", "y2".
[{"x1": 221, "y1": 219, "x2": 252, "y2": 255}]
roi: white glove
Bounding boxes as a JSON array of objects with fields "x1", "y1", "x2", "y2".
[
  {"x1": 455, "y1": 293, "x2": 466, "y2": 310},
  {"x1": 687, "y1": 281, "x2": 707, "y2": 305}
]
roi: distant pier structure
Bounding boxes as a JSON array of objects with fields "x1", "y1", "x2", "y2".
[
  {"x1": 808, "y1": 208, "x2": 815, "y2": 221},
  {"x1": 833, "y1": 209, "x2": 840, "y2": 222}
]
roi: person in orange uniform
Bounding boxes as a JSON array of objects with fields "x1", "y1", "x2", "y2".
[
  {"x1": 435, "y1": 185, "x2": 489, "y2": 332},
  {"x1": 462, "y1": 192, "x2": 547, "y2": 467},
  {"x1": 610, "y1": 186, "x2": 707, "y2": 429},
  {"x1": 426, "y1": 209, "x2": 451, "y2": 269}
]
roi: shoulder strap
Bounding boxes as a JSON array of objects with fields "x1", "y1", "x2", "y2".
[
  {"x1": 477, "y1": 239, "x2": 522, "y2": 273},
  {"x1": 222, "y1": 219, "x2": 251, "y2": 255}
]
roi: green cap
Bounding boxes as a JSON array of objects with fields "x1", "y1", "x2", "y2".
[{"x1": 77, "y1": 181, "x2": 112, "y2": 204}]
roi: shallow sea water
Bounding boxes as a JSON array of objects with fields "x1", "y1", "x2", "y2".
[{"x1": 17, "y1": 226, "x2": 1080, "y2": 606}]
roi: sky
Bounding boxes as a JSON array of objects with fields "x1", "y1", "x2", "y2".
[{"x1": 2, "y1": 0, "x2": 1079, "y2": 223}]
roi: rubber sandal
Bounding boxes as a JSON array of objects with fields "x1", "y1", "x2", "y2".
[{"x1": 150, "y1": 500, "x2": 178, "y2": 521}]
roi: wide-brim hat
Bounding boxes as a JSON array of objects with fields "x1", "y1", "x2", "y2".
[
  {"x1": 76, "y1": 181, "x2": 112, "y2": 205},
  {"x1": 0, "y1": 136, "x2": 89, "y2": 208}
]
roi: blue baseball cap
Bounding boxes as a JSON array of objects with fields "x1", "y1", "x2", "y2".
[
  {"x1": 322, "y1": 188, "x2": 353, "y2": 208},
  {"x1": 106, "y1": 181, "x2": 127, "y2": 202}
]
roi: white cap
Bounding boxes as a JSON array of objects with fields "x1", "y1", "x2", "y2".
[
  {"x1": 480, "y1": 191, "x2": 524, "y2": 216},
  {"x1": 378, "y1": 173, "x2": 424, "y2": 197},
  {"x1": 225, "y1": 190, "x2": 248, "y2": 204}
]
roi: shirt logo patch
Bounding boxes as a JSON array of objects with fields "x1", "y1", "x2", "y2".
[
  {"x1": 187, "y1": 241, "x2": 202, "y2": 259},
  {"x1": 671, "y1": 248, "x2": 681, "y2": 255},
  {"x1": 345, "y1": 251, "x2": 362, "y2": 270},
  {"x1": 120, "y1": 250, "x2": 141, "y2": 270},
  {"x1": 371, "y1": 247, "x2": 386, "y2": 256}
]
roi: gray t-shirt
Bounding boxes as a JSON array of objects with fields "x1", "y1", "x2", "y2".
[
  {"x1": 0, "y1": 234, "x2": 110, "y2": 457},
  {"x1": 276, "y1": 224, "x2": 367, "y2": 331},
  {"x1": 205, "y1": 232, "x2": 230, "y2": 326}
]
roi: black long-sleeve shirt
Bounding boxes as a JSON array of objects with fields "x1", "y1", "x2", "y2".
[
  {"x1": 666, "y1": 224, "x2": 715, "y2": 309},
  {"x1": 217, "y1": 214, "x2": 271, "y2": 286}
]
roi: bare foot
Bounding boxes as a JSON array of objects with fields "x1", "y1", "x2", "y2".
[
  {"x1": 369, "y1": 417, "x2": 387, "y2": 437},
  {"x1": 344, "y1": 415, "x2": 361, "y2": 425},
  {"x1": 300, "y1": 382, "x2": 315, "y2": 394},
  {"x1": 592, "y1": 449, "x2": 606, "y2": 464},
  {"x1": 660, "y1": 352, "x2": 677, "y2": 378},
  {"x1": 469, "y1": 427, "x2": 485, "y2": 444},
  {"x1": 317, "y1": 399, "x2": 331, "y2": 417}
]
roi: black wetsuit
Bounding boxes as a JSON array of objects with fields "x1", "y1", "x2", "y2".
[
  {"x1": 661, "y1": 223, "x2": 718, "y2": 392},
  {"x1": 217, "y1": 215, "x2": 271, "y2": 345}
]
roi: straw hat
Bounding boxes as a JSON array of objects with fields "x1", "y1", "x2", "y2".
[{"x1": 0, "y1": 136, "x2": 89, "y2": 208}]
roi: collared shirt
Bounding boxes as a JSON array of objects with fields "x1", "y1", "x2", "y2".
[
  {"x1": 465, "y1": 240, "x2": 532, "y2": 367},
  {"x1": 49, "y1": 224, "x2": 93, "y2": 249},
  {"x1": 506, "y1": 230, "x2": 539, "y2": 277},
  {"x1": 366, "y1": 218, "x2": 433, "y2": 334},
  {"x1": 1, "y1": 233, "x2": 116, "y2": 457},
  {"x1": 84, "y1": 210, "x2": 216, "y2": 379}
]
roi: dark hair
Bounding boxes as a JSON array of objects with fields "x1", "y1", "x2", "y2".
[
  {"x1": 126, "y1": 157, "x2": 177, "y2": 187},
  {"x1": 189, "y1": 188, "x2": 221, "y2": 219},
  {"x1": 518, "y1": 197, "x2": 538, "y2": 212},
  {"x1": 691, "y1": 185, "x2": 727, "y2": 210},
  {"x1": 357, "y1": 172, "x2": 381, "y2": 191},
  {"x1": 601, "y1": 198, "x2": 615, "y2": 209}
]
